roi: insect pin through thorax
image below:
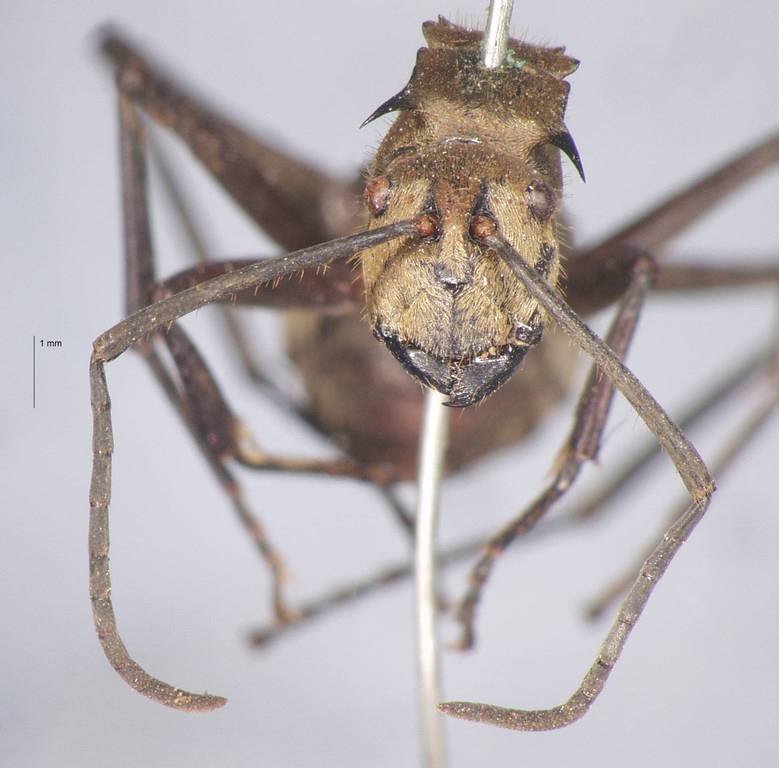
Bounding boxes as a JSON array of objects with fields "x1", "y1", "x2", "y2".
[{"x1": 360, "y1": 19, "x2": 584, "y2": 406}]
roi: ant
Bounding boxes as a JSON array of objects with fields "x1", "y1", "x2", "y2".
[{"x1": 90, "y1": 8, "x2": 777, "y2": 745}]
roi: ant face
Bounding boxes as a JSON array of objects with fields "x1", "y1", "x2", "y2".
[
  {"x1": 359, "y1": 22, "x2": 578, "y2": 405},
  {"x1": 363, "y1": 145, "x2": 561, "y2": 406}
]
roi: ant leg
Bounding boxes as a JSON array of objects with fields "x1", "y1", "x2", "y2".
[
  {"x1": 89, "y1": 95, "x2": 282, "y2": 711},
  {"x1": 652, "y1": 260, "x2": 778, "y2": 293},
  {"x1": 140, "y1": 91, "x2": 398, "y2": 580},
  {"x1": 147, "y1": 133, "x2": 367, "y2": 403},
  {"x1": 588, "y1": 132, "x2": 779, "y2": 253},
  {"x1": 143, "y1": 145, "x2": 424, "y2": 544},
  {"x1": 147, "y1": 132, "x2": 271, "y2": 388},
  {"x1": 101, "y1": 29, "x2": 360, "y2": 251},
  {"x1": 104, "y1": 27, "x2": 374, "y2": 454},
  {"x1": 153, "y1": 254, "x2": 362, "y2": 442},
  {"x1": 570, "y1": 249, "x2": 779, "y2": 315},
  {"x1": 92, "y1": 204, "x2": 412, "y2": 363},
  {"x1": 248, "y1": 535, "x2": 481, "y2": 648},
  {"x1": 119, "y1": 98, "x2": 275, "y2": 594},
  {"x1": 247, "y1": 341, "x2": 771, "y2": 646},
  {"x1": 121, "y1": 93, "x2": 377, "y2": 617},
  {"x1": 162, "y1": 322, "x2": 394, "y2": 485},
  {"x1": 454, "y1": 253, "x2": 657, "y2": 650},
  {"x1": 129, "y1": 251, "x2": 362, "y2": 446},
  {"x1": 144, "y1": 340, "x2": 412, "y2": 626},
  {"x1": 566, "y1": 131, "x2": 779, "y2": 314},
  {"x1": 138, "y1": 342, "x2": 294, "y2": 622},
  {"x1": 440, "y1": 234, "x2": 716, "y2": 730}
]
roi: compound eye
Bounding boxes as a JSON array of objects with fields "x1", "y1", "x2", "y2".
[
  {"x1": 365, "y1": 176, "x2": 391, "y2": 216},
  {"x1": 526, "y1": 181, "x2": 555, "y2": 221},
  {"x1": 469, "y1": 213, "x2": 497, "y2": 242}
]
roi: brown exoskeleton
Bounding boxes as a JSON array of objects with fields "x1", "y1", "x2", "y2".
[
  {"x1": 90, "y1": 15, "x2": 778, "y2": 733},
  {"x1": 362, "y1": 22, "x2": 582, "y2": 408}
]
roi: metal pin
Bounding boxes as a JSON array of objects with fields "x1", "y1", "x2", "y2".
[
  {"x1": 415, "y1": 387, "x2": 449, "y2": 768},
  {"x1": 414, "y1": 5, "x2": 516, "y2": 767}
]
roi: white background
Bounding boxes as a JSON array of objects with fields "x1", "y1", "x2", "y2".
[{"x1": 2, "y1": 1, "x2": 778, "y2": 766}]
